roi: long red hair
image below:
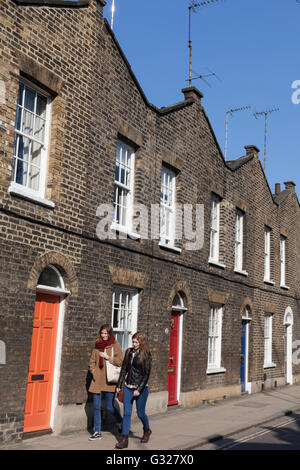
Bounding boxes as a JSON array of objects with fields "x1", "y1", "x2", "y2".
[{"x1": 132, "y1": 331, "x2": 151, "y2": 372}]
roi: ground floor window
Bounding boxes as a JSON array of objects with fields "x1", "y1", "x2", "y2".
[
  {"x1": 264, "y1": 313, "x2": 273, "y2": 367},
  {"x1": 111, "y1": 288, "x2": 138, "y2": 351},
  {"x1": 207, "y1": 306, "x2": 223, "y2": 371}
]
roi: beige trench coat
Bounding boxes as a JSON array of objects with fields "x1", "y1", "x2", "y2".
[{"x1": 88, "y1": 340, "x2": 123, "y2": 394}]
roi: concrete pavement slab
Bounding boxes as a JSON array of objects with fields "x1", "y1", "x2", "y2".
[{"x1": 2, "y1": 383, "x2": 300, "y2": 451}]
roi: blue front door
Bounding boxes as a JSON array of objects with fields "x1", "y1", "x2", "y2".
[{"x1": 240, "y1": 322, "x2": 247, "y2": 392}]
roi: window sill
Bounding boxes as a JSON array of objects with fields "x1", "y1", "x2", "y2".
[
  {"x1": 208, "y1": 258, "x2": 226, "y2": 269},
  {"x1": 8, "y1": 184, "x2": 55, "y2": 208},
  {"x1": 264, "y1": 363, "x2": 276, "y2": 369},
  {"x1": 264, "y1": 279, "x2": 275, "y2": 286},
  {"x1": 234, "y1": 269, "x2": 248, "y2": 277},
  {"x1": 111, "y1": 223, "x2": 141, "y2": 240},
  {"x1": 158, "y1": 242, "x2": 182, "y2": 253},
  {"x1": 280, "y1": 284, "x2": 290, "y2": 290},
  {"x1": 206, "y1": 367, "x2": 226, "y2": 375}
]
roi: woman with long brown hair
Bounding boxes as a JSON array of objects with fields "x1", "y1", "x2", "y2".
[
  {"x1": 115, "y1": 331, "x2": 152, "y2": 449},
  {"x1": 88, "y1": 324, "x2": 123, "y2": 441}
]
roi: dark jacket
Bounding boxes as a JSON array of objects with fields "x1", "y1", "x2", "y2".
[{"x1": 117, "y1": 348, "x2": 151, "y2": 393}]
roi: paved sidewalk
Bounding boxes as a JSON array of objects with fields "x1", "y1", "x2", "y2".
[{"x1": 2, "y1": 383, "x2": 300, "y2": 451}]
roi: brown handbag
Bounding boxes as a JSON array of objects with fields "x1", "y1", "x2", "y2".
[{"x1": 117, "y1": 377, "x2": 125, "y2": 403}]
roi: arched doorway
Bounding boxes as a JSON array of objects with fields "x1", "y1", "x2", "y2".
[
  {"x1": 284, "y1": 307, "x2": 294, "y2": 385},
  {"x1": 167, "y1": 292, "x2": 186, "y2": 406},
  {"x1": 241, "y1": 306, "x2": 252, "y2": 393},
  {"x1": 23, "y1": 265, "x2": 70, "y2": 434}
]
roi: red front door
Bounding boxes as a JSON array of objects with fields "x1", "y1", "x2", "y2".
[
  {"x1": 167, "y1": 312, "x2": 180, "y2": 406},
  {"x1": 24, "y1": 293, "x2": 60, "y2": 433}
]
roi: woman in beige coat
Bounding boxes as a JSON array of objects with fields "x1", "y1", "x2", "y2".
[{"x1": 88, "y1": 324, "x2": 123, "y2": 441}]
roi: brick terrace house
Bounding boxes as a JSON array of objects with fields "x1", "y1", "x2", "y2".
[{"x1": 1, "y1": 0, "x2": 300, "y2": 444}]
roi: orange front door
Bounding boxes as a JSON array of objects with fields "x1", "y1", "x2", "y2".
[
  {"x1": 24, "y1": 293, "x2": 60, "y2": 433},
  {"x1": 167, "y1": 312, "x2": 180, "y2": 406}
]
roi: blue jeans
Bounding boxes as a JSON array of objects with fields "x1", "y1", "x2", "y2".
[
  {"x1": 122, "y1": 385, "x2": 150, "y2": 435},
  {"x1": 93, "y1": 391, "x2": 122, "y2": 433}
]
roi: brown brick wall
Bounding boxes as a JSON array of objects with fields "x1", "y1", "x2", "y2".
[{"x1": 0, "y1": 0, "x2": 300, "y2": 444}]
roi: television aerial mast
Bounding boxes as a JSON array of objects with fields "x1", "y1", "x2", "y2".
[
  {"x1": 224, "y1": 106, "x2": 251, "y2": 161},
  {"x1": 111, "y1": 0, "x2": 115, "y2": 30},
  {"x1": 253, "y1": 107, "x2": 279, "y2": 171},
  {"x1": 188, "y1": 0, "x2": 223, "y2": 87}
]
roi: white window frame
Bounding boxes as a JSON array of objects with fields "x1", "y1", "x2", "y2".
[
  {"x1": 234, "y1": 209, "x2": 248, "y2": 276},
  {"x1": 112, "y1": 140, "x2": 135, "y2": 235},
  {"x1": 111, "y1": 288, "x2": 138, "y2": 352},
  {"x1": 280, "y1": 235, "x2": 289, "y2": 289},
  {"x1": 264, "y1": 226, "x2": 274, "y2": 284},
  {"x1": 207, "y1": 306, "x2": 226, "y2": 374},
  {"x1": 264, "y1": 313, "x2": 276, "y2": 368},
  {"x1": 209, "y1": 195, "x2": 223, "y2": 267},
  {"x1": 235, "y1": 210, "x2": 243, "y2": 270},
  {"x1": 159, "y1": 166, "x2": 176, "y2": 248},
  {"x1": 9, "y1": 78, "x2": 52, "y2": 205}
]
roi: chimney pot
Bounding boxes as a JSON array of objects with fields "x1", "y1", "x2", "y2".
[{"x1": 275, "y1": 183, "x2": 281, "y2": 195}]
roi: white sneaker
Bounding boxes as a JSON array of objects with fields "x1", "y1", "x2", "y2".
[{"x1": 88, "y1": 432, "x2": 102, "y2": 441}]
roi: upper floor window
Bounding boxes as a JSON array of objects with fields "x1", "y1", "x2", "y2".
[
  {"x1": 234, "y1": 209, "x2": 248, "y2": 275},
  {"x1": 111, "y1": 288, "x2": 138, "y2": 351},
  {"x1": 235, "y1": 209, "x2": 244, "y2": 271},
  {"x1": 209, "y1": 195, "x2": 221, "y2": 263},
  {"x1": 113, "y1": 140, "x2": 135, "y2": 231},
  {"x1": 160, "y1": 166, "x2": 176, "y2": 246},
  {"x1": 11, "y1": 80, "x2": 50, "y2": 197},
  {"x1": 280, "y1": 235, "x2": 287, "y2": 287},
  {"x1": 264, "y1": 226, "x2": 273, "y2": 283}
]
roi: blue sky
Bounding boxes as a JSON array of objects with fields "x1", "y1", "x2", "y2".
[{"x1": 103, "y1": 0, "x2": 300, "y2": 200}]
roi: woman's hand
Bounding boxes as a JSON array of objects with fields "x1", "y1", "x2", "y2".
[
  {"x1": 99, "y1": 351, "x2": 109, "y2": 360},
  {"x1": 133, "y1": 390, "x2": 140, "y2": 397},
  {"x1": 116, "y1": 388, "x2": 120, "y2": 394}
]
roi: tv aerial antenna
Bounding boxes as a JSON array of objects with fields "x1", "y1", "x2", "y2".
[
  {"x1": 253, "y1": 107, "x2": 279, "y2": 171},
  {"x1": 188, "y1": 0, "x2": 223, "y2": 87},
  {"x1": 224, "y1": 106, "x2": 251, "y2": 161},
  {"x1": 186, "y1": 68, "x2": 222, "y2": 87}
]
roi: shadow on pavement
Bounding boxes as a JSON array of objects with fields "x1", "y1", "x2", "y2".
[{"x1": 207, "y1": 412, "x2": 300, "y2": 450}]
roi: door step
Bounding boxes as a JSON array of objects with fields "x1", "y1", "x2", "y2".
[
  {"x1": 23, "y1": 428, "x2": 52, "y2": 440},
  {"x1": 167, "y1": 404, "x2": 183, "y2": 413}
]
